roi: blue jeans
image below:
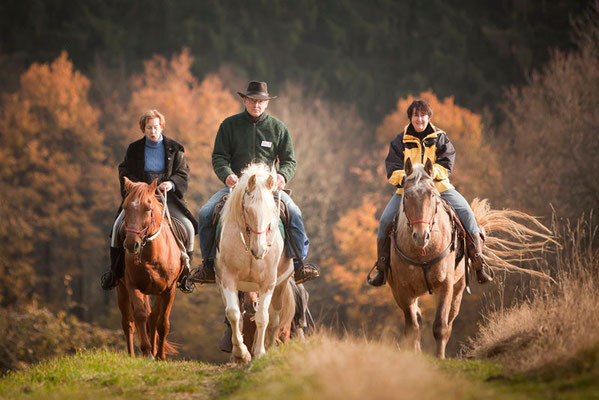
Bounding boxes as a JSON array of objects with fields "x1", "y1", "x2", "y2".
[
  {"x1": 378, "y1": 189, "x2": 479, "y2": 239},
  {"x1": 198, "y1": 187, "x2": 309, "y2": 260}
]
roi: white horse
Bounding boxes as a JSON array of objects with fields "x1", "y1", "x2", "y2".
[{"x1": 217, "y1": 163, "x2": 295, "y2": 363}]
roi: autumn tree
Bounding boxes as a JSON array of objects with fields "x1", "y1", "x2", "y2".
[
  {"x1": 376, "y1": 91, "x2": 501, "y2": 200},
  {"x1": 0, "y1": 52, "x2": 115, "y2": 313},
  {"x1": 121, "y1": 49, "x2": 239, "y2": 209}
]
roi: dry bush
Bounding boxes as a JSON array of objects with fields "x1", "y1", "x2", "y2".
[
  {"x1": 0, "y1": 304, "x2": 121, "y2": 372},
  {"x1": 465, "y1": 215, "x2": 599, "y2": 374},
  {"x1": 492, "y1": 4, "x2": 599, "y2": 219}
]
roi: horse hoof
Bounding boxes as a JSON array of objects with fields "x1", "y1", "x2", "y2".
[{"x1": 233, "y1": 345, "x2": 252, "y2": 364}]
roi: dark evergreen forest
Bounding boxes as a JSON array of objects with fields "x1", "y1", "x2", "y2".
[{"x1": 0, "y1": 0, "x2": 590, "y2": 123}]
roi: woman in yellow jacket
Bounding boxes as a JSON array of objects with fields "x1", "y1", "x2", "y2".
[{"x1": 367, "y1": 99, "x2": 492, "y2": 287}]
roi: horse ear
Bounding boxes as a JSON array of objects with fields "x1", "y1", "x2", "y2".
[
  {"x1": 248, "y1": 175, "x2": 257, "y2": 192},
  {"x1": 265, "y1": 175, "x2": 275, "y2": 191},
  {"x1": 405, "y1": 158, "x2": 413, "y2": 176},
  {"x1": 123, "y1": 177, "x2": 135, "y2": 193},
  {"x1": 424, "y1": 159, "x2": 434, "y2": 177},
  {"x1": 149, "y1": 178, "x2": 158, "y2": 192}
]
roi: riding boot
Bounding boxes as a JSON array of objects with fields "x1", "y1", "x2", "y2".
[
  {"x1": 467, "y1": 231, "x2": 493, "y2": 284},
  {"x1": 367, "y1": 237, "x2": 390, "y2": 287},
  {"x1": 100, "y1": 246, "x2": 124, "y2": 290},
  {"x1": 177, "y1": 251, "x2": 195, "y2": 294},
  {"x1": 219, "y1": 317, "x2": 233, "y2": 353},
  {"x1": 293, "y1": 259, "x2": 320, "y2": 284},
  {"x1": 189, "y1": 258, "x2": 216, "y2": 284}
]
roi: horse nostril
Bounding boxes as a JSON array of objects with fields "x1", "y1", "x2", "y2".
[
  {"x1": 412, "y1": 232, "x2": 418, "y2": 241},
  {"x1": 426, "y1": 232, "x2": 431, "y2": 241},
  {"x1": 251, "y1": 249, "x2": 258, "y2": 258}
]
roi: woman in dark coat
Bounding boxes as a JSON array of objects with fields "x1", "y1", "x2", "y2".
[{"x1": 100, "y1": 109, "x2": 198, "y2": 293}]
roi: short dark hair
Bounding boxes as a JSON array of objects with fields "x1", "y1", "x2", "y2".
[{"x1": 407, "y1": 100, "x2": 433, "y2": 119}]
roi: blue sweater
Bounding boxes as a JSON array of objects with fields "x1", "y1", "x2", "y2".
[{"x1": 144, "y1": 136, "x2": 165, "y2": 173}]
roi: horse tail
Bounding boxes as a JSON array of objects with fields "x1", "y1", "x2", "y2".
[
  {"x1": 471, "y1": 198, "x2": 557, "y2": 281},
  {"x1": 278, "y1": 279, "x2": 297, "y2": 337},
  {"x1": 163, "y1": 340, "x2": 180, "y2": 355}
]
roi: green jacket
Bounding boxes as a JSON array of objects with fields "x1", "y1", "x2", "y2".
[{"x1": 212, "y1": 111, "x2": 297, "y2": 184}]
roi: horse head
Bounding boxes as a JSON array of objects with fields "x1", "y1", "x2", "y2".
[
  {"x1": 121, "y1": 177, "x2": 162, "y2": 255},
  {"x1": 237, "y1": 164, "x2": 278, "y2": 260},
  {"x1": 402, "y1": 158, "x2": 439, "y2": 249}
]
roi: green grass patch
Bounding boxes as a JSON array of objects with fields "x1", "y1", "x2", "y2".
[{"x1": 0, "y1": 349, "x2": 215, "y2": 399}]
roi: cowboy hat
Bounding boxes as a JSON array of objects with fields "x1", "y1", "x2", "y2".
[{"x1": 237, "y1": 80, "x2": 277, "y2": 100}]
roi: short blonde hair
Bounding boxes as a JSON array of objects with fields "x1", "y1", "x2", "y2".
[{"x1": 139, "y1": 109, "x2": 166, "y2": 132}]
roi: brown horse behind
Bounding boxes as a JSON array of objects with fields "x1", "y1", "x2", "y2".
[
  {"x1": 116, "y1": 177, "x2": 183, "y2": 360},
  {"x1": 387, "y1": 159, "x2": 553, "y2": 358}
]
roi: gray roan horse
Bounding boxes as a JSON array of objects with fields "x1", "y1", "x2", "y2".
[{"x1": 387, "y1": 158, "x2": 553, "y2": 358}]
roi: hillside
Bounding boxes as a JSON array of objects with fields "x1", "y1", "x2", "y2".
[{"x1": 1, "y1": 335, "x2": 597, "y2": 399}]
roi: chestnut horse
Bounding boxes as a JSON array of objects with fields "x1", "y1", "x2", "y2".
[
  {"x1": 388, "y1": 159, "x2": 554, "y2": 358},
  {"x1": 217, "y1": 163, "x2": 295, "y2": 363},
  {"x1": 116, "y1": 177, "x2": 185, "y2": 360}
]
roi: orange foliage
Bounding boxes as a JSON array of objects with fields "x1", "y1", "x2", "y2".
[
  {"x1": 327, "y1": 198, "x2": 392, "y2": 307},
  {"x1": 376, "y1": 91, "x2": 501, "y2": 199},
  {"x1": 126, "y1": 49, "x2": 239, "y2": 206},
  {"x1": 0, "y1": 52, "x2": 115, "y2": 308}
]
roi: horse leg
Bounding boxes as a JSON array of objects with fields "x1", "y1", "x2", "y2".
[
  {"x1": 433, "y1": 281, "x2": 454, "y2": 359},
  {"x1": 253, "y1": 286, "x2": 275, "y2": 358},
  {"x1": 222, "y1": 285, "x2": 251, "y2": 364},
  {"x1": 402, "y1": 300, "x2": 422, "y2": 353},
  {"x1": 148, "y1": 298, "x2": 160, "y2": 358},
  {"x1": 449, "y1": 270, "x2": 467, "y2": 326},
  {"x1": 117, "y1": 282, "x2": 135, "y2": 356},
  {"x1": 155, "y1": 286, "x2": 176, "y2": 361},
  {"x1": 265, "y1": 283, "x2": 286, "y2": 350},
  {"x1": 128, "y1": 287, "x2": 154, "y2": 358}
]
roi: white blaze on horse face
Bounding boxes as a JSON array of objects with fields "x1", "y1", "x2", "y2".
[{"x1": 131, "y1": 200, "x2": 139, "y2": 210}]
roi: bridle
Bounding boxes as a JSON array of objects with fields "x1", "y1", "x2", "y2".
[
  {"x1": 238, "y1": 188, "x2": 280, "y2": 255},
  {"x1": 124, "y1": 190, "x2": 167, "y2": 263},
  {"x1": 403, "y1": 192, "x2": 440, "y2": 231}
]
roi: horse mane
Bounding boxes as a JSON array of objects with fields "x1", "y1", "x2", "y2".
[{"x1": 221, "y1": 163, "x2": 277, "y2": 227}]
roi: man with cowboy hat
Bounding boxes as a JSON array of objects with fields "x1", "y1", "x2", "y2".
[{"x1": 191, "y1": 80, "x2": 320, "y2": 286}]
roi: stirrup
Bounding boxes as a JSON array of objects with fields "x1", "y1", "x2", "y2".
[
  {"x1": 366, "y1": 261, "x2": 386, "y2": 287},
  {"x1": 177, "y1": 272, "x2": 195, "y2": 294}
]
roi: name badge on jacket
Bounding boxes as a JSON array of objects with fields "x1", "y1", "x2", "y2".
[{"x1": 261, "y1": 141, "x2": 272, "y2": 148}]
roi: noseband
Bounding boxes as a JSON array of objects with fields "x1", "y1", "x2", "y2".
[{"x1": 403, "y1": 194, "x2": 440, "y2": 230}]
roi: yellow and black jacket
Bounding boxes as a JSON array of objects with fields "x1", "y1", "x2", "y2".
[{"x1": 386, "y1": 123, "x2": 455, "y2": 194}]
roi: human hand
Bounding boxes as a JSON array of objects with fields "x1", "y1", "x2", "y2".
[
  {"x1": 158, "y1": 181, "x2": 173, "y2": 192},
  {"x1": 276, "y1": 173, "x2": 286, "y2": 190},
  {"x1": 225, "y1": 174, "x2": 239, "y2": 188}
]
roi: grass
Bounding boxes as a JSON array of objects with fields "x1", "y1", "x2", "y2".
[{"x1": 1, "y1": 336, "x2": 598, "y2": 399}]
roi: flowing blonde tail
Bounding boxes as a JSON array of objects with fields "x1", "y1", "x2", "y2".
[{"x1": 471, "y1": 198, "x2": 558, "y2": 282}]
